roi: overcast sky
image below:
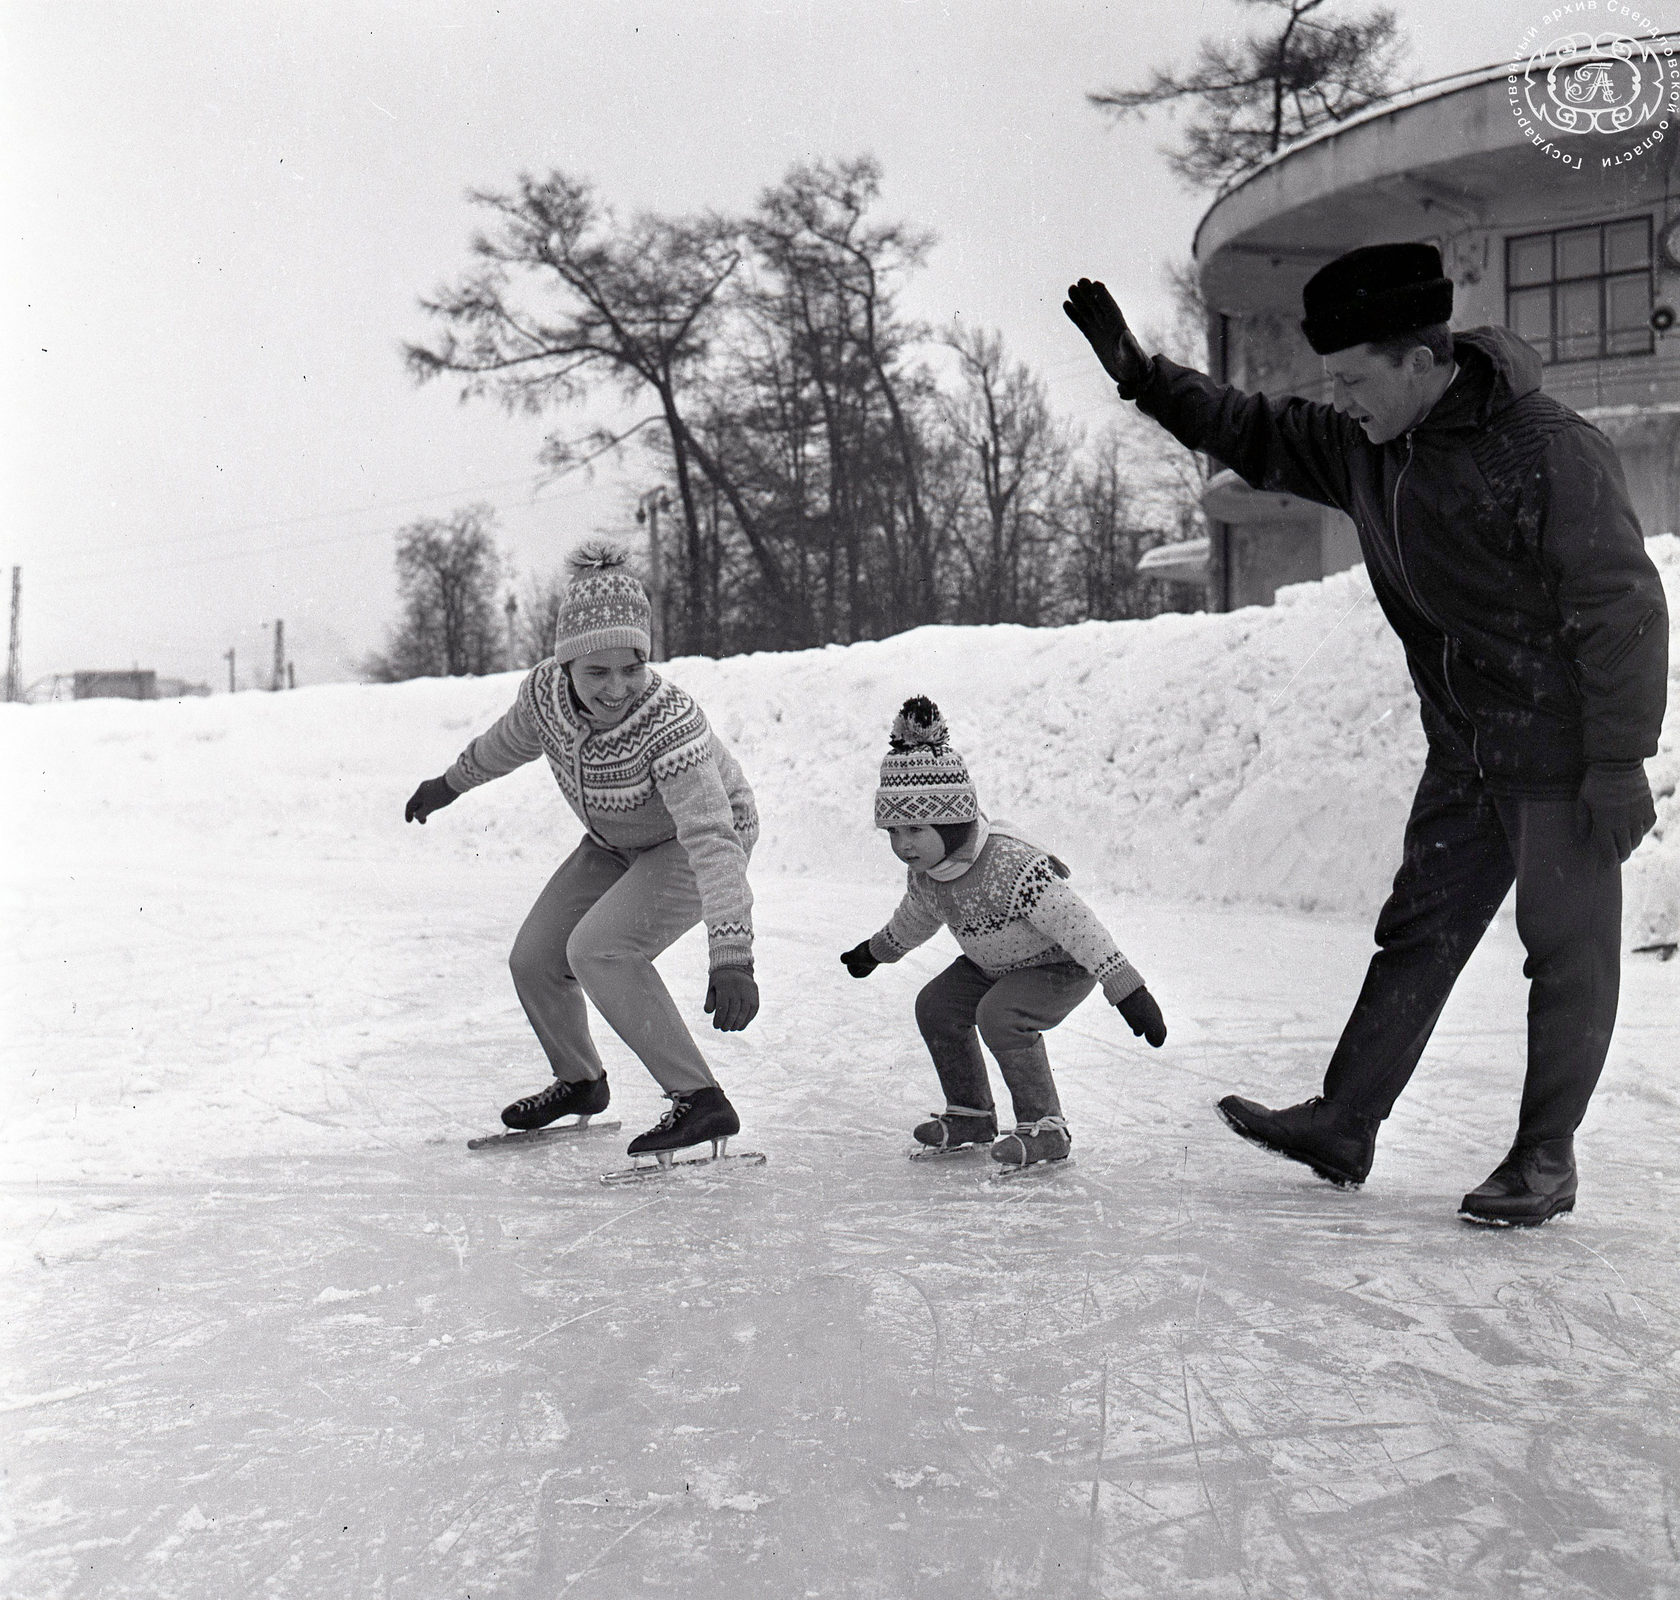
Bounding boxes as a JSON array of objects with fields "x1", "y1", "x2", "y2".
[{"x1": 4, "y1": 0, "x2": 1666, "y2": 689}]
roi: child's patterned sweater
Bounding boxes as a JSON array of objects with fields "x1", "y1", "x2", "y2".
[
  {"x1": 446, "y1": 662, "x2": 757, "y2": 970},
  {"x1": 867, "y1": 831, "x2": 1144, "y2": 1002}
]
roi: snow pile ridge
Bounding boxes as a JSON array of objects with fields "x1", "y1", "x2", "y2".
[{"x1": 6, "y1": 536, "x2": 1677, "y2": 938}]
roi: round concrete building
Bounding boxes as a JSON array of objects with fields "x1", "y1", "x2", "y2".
[{"x1": 1177, "y1": 34, "x2": 1680, "y2": 610}]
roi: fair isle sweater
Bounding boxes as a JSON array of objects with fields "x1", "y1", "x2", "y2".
[
  {"x1": 445, "y1": 662, "x2": 757, "y2": 971},
  {"x1": 867, "y1": 831, "x2": 1144, "y2": 1003}
]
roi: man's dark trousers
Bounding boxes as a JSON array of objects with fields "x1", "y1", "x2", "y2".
[{"x1": 1322, "y1": 764, "x2": 1621, "y2": 1142}]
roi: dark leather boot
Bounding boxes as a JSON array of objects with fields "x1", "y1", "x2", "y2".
[
  {"x1": 627, "y1": 1086, "x2": 740, "y2": 1156},
  {"x1": 1459, "y1": 1137, "x2": 1576, "y2": 1226},
  {"x1": 501, "y1": 1073, "x2": 610, "y2": 1131},
  {"x1": 1216, "y1": 1094, "x2": 1378, "y2": 1187}
]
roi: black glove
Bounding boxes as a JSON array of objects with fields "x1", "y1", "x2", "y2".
[
  {"x1": 840, "y1": 940, "x2": 880, "y2": 979},
  {"x1": 705, "y1": 967, "x2": 759, "y2": 1032},
  {"x1": 405, "y1": 775, "x2": 459, "y2": 824},
  {"x1": 1576, "y1": 761, "x2": 1655, "y2": 865},
  {"x1": 1063, "y1": 278, "x2": 1153, "y2": 399},
  {"x1": 1116, "y1": 985, "x2": 1167, "y2": 1048}
]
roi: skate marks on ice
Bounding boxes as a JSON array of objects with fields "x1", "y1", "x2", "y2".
[{"x1": 9, "y1": 1134, "x2": 1679, "y2": 1600}]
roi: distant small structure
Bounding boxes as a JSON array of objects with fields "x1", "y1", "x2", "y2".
[
  {"x1": 74, "y1": 670, "x2": 156, "y2": 700},
  {"x1": 15, "y1": 671, "x2": 215, "y2": 704},
  {"x1": 74, "y1": 670, "x2": 157, "y2": 701}
]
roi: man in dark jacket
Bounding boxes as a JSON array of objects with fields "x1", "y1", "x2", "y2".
[{"x1": 1064, "y1": 243, "x2": 1667, "y2": 1225}]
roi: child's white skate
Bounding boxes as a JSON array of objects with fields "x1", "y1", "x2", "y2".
[{"x1": 990, "y1": 1116, "x2": 1073, "y2": 1179}]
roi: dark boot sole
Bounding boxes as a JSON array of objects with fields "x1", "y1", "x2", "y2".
[
  {"x1": 1215, "y1": 1102, "x2": 1366, "y2": 1188},
  {"x1": 1459, "y1": 1195, "x2": 1576, "y2": 1228}
]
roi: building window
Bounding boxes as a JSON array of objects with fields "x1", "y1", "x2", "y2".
[{"x1": 1506, "y1": 217, "x2": 1653, "y2": 363}]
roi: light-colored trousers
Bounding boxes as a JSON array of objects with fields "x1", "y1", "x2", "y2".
[{"x1": 509, "y1": 835, "x2": 718, "y2": 1095}]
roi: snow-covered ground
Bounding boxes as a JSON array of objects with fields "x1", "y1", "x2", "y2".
[{"x1": 4, "y1": 545, "x2": 1678, "y2": 1599}]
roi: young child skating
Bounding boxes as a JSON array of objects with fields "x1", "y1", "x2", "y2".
[
  {"x1": 404, "y1": 542, "x2": 760, "y2": 1164},
  {"x1": 841, "y1": 697, "x2": 1166, "y2": 1170}
]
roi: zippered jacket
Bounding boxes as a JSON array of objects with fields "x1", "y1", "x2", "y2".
[
  {"x1": 1135, "y1": 327, "x2": 1668, "y2": 794},
  {"x1": 446, "y1": 662, "x2": 758, "y2": 970}
]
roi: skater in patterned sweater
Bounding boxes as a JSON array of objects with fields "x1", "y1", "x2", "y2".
[
  {"x1": 840, "y1": 697, "x2": 1167, "y2": 1170},
  {"x1": 404, "y1": 542, "x2": 759, "y2": 1163}
]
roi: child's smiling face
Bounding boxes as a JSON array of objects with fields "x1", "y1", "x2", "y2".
[
  {"x1": 887, "y1": 824, "x2": 947, "y2": 872},
  {"x1": 569, "y1": 647, "x2": 648, "y2": 725}
]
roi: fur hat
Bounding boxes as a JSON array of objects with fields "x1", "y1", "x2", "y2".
[
  {"x1": 874, "y1": 696, "x2": 979, "y2": 827},
  {"x1": 1300, "y1": 242, "x2": 1454, "y2": 356},
  {"x1": 552, "y1": 541, "x2": 652, "y2": 664}
]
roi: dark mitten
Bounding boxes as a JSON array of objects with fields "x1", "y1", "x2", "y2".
[
  {"x1": 405, "y1": 775, "x2": 459, "y2": 824},
  {"x1": 1116, "y1": 985, "x2": 1167, "y2": 1048},
  {"x1": 840, "y1": 940, "x2": 880, "y2": 978},
  {"x1": 1062, "y1": 278, "x2": 1153, "y2": 399},
  {"x1": 705, "y1": 966, "x2": 760, "y2": 1032},
  {"x1": 1576, "y1": 761, "x2": 1655, "y2": 865}
]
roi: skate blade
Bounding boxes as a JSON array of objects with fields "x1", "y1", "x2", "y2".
[
  {"x1": 990, "y1": 1154, "x2": 1075, "y2": 1183},
  {"x1": 907, "y1": 1142, "x2": 990, "y2": 1162},
  {"x1": 467, "y1": 1117, "x2": 622, "y2": 1151},
  {"x1": 599, "y1": 1150, "x2": 767, "y2": 1186}
]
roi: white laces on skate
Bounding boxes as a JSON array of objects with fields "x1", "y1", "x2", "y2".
[
  {"x1": 1012, "y1": 1115, "x2": 1069, "y2": 1137},
  {"x1": 650, "y1": 1093, "x2": 693, "y2": 1132}
]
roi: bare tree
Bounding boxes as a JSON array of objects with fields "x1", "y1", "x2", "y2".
[
  {"x1": 940, "y1": 323, "x2": 1070, "y2": 625},
  {"x1": 364, "y1": 506, "x2": 506, "y2": 680},
  {"x1": 1047, "y1": 428, "x2": 1200, "y2": 622},
  {"x1": 509, "y1": 567, "x2": 570, "y2": 668},
  {"x1": 404, "y1": 172, "x2": 790, "y2": 654},
  {"x1": 1089, "y1": 0, "x2": 1406, "y2": 191}
]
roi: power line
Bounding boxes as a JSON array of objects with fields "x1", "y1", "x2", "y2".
[
  {"x1": 28, "y1": 478, "x2": 602, "y2": 588},
  {"x1": 37, "y1": 470, "x2": 566, "y2": 564}
]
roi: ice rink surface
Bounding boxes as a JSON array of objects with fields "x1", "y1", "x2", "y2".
[
  {"x1": 5, "y1": 848, "x2": 1677, "y2": 1600},
  {"x1": 4, "y1": 552, "x2": 1677, "y2": 1598}
]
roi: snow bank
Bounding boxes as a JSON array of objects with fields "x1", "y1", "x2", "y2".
[{"x1": 6, "y1": 536, "x2": 1677, "y2": 940}]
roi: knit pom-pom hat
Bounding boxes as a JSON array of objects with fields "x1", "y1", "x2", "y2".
[
  {"x1": 553, "y1": 540, "x2": 652, "y2": 664},
  {"x1": 874, "y1": 696, "x2": 979, "y2": 827}
]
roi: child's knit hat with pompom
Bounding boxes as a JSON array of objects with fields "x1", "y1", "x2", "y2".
[
  {"x1": 874, "y1": 696, "x2": 979, "y2": 827},
  {"x1": 553, "y1": 541, "x2": 652, "y2": 664}
]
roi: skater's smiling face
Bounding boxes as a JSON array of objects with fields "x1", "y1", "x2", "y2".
[
  {"x1": 568, "y1": 648, "x2": 649, "y2": 725},
  {"x1": 887, "y1": 824, "x2": 948, "y2": 872}
]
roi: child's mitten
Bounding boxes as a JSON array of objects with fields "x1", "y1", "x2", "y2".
[
  {"x1": 1116, "y1": 985, "x2": 1166, "y2": 1048},
  {"x1": 405, "y1": 775, "x2": 459, "y2": 824},
  {"x1": 840, "y1": 941, "x2": 879, "y2": 978}
]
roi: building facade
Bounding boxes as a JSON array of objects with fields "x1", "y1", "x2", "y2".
[{"x1": 1182, "y1": 39, "x2": 1680, "y2": 609}]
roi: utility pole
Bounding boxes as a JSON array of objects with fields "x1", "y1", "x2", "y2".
[
  {"x1": 224, "y1": 648, "x2": 236, "y2": 694},
  {"x1": 5, "y1": 567, "x2": 20, "y2": 704},
  {"x1": 270, "y1": 619, "x2": 285, "y2": 691},
  {"x1": 504, "y1": 592, "x2": 519, "y2": 670},
  {"x1": 635, "y1": 488, "x2": 671, "y2": 661}
]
